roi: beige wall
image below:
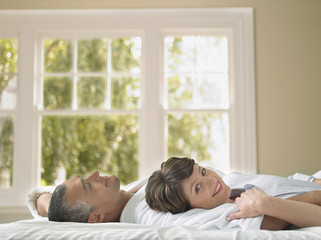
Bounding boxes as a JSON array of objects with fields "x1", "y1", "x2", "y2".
[
  {"x1": 0, "y1": 0, "x2": 320, "y2": 222},
  {"x1": 0, "y1": 213, "x2": 32, "y2": 224}
]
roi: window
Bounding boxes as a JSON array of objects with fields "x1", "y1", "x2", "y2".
[
  {"x1": 164, "y1": 34, "x2": 230, "y2": 171},
  {"x1": 38, "y1": 36, "x2": 141, "y2": 185},
  {"x1": 0, "y1": 38, "x2": 18, "y2": 188},
  {"x1": 0, "y1": 9, "x2": 256, "y2": 211}
]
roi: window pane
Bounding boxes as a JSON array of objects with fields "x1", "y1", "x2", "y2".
[
  {"x1": 43, "y1": 77, "x2": 72, "y2": 109},
  {"x1": 199, "y1": 73, "x2": 229, "y2": 109},
  {"x1": 0, "y1": 38, "x2": 18, "y2": 73},
  {"x1": 0, "y1": 39, "x2": 18, "y2": 110},
  {"x1": 111, "y1": 76, "x2": 140, "y2": 109},
  {"x1": 196, "y1": 36, "x2": 228, "y2": 72},
  {"x1": 167, "y1": 113, "x2": 230, "y2": 172},
  {"x1": 0, "y1": 116, "x2": 14, "y2": 188},
  {"x1": 167, "y1": 74, "x2": 193, "y2": 109},
  {"x1": 41, "y1": 115, "x2": 139, "y2": 186},
  {"x1": 78, "y1": 77, "x2": 106, "y2": 109},
  {"x1": 0, "y1": 75, "x2": 17, "y2": 110},
  {"x1": 164, "y1": 36, "x2": 195, "y2": 73},
  {"x1": 165, "y1": 35, "x2": 230, "y2": 110},
  {"x1": 78, "y1": 39, "x2": 107, "y2": 73},
  {"x1": 44, "y1": 39, "x2": 72, "y2": 73},
  {"x1": 111, "y1": 37, "x2": 141, "y2": 73}
]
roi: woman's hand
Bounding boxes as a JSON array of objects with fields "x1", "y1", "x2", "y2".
[
  {"x1": 226, "y1": 188, "x2": 270, "y2": 220},
  {"x1": 226, "y1": 187, "x2": 321, "y2": 228}
]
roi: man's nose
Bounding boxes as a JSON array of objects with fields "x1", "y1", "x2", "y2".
[{"x1": 87, "y1": 171, "x2": 99, "y2": 181}]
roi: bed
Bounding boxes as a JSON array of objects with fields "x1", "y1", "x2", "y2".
[
  {"x1": 1, "y1": 171, "x2": 321, "y2": 240},
  {"x1": 0, "y1": 219, "x2": 321, "y2": 240}
]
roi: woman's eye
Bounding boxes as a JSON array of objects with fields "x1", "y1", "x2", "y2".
[
  {"x1": 195, "y1": 184, "x2": 201, "y2": 193},
  {"x1": 201, "y1": 168, "x2": 206, "y2": 176}
]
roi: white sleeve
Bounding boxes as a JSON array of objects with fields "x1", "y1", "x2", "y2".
[
  {"x1": 121, "y1": 177, "x2": 149, "y2": 193},
  {"x1": 26, "y1": 186, "x2": 56, "y2": 219},
  {"x1": 287, "y1": 173, "x2": 315, "y2": 182},
  {"x1": 312, "y1": 170, "x2": 321, "y2": 178}
]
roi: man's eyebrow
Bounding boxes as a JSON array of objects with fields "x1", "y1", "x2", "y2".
[{"x1": 76, "y1": 175, "x2": 87, "y2": 192}]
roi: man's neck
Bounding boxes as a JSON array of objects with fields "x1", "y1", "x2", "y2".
[{"x1": 103, "y1": 190, "x2": 135, "y2": 222}]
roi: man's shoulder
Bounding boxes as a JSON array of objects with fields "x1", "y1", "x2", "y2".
[{"x1": 120, "y1": 184, "x2": 146, "y2": 223}]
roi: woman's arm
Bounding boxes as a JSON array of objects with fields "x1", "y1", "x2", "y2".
[{"x1": 227, "y1": 188, "x2": 321, "y2": 228}]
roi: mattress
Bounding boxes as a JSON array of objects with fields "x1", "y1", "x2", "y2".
[{"x1": 1, "y1": 219, "x2": 321, "y2": 240}]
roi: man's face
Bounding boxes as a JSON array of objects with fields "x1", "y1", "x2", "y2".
[
  {"x1": 64, "y1": 171, "x2": 121, "y2": 214},
  {"x1": 182, "y1": 165, "x2": 232, "y2": 209}
]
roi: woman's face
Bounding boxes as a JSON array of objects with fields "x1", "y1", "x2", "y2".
[{"x1": 181, "y1": 165, "x2": 232, "y2": 209}]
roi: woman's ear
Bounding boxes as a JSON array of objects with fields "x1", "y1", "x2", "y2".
[{"x1": 87, "y1": 210, "x2": 104, "y2": 223}]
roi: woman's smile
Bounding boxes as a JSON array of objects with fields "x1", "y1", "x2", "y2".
[{"x1": 213, "y1": 182, "x2": 222, "y2": 197}]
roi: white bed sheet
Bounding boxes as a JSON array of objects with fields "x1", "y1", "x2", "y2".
[
  {"x1": 1, "y1": 170, "x2": 320, "y2": 239},
  {"x1": 0, "y1": 219, "x2": 321, "y2": 240}
]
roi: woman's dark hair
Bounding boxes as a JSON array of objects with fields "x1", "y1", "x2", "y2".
[{"x1": 145, "y1": 157, "x2": 195, "y2": 214}]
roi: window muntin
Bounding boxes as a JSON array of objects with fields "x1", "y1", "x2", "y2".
[{"x1": 0, "y1": 38, "x2": 18, "y2": 188}]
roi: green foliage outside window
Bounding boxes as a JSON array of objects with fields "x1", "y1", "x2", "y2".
[
  {"x1": 0, "y1": 117, "x2": 13, "y2": 187},
  {"x1": 41, "y1": 38, "x2": 141, "y2": 186},
  {"x1": 44, "y1": 77, "x2": 73, "y2": 109},
  {"x1": 168, "y1": 113, "x2": 215, "y2": 162},
  {"x1": 78, "y1": 77, "x2": 106, "y2": 109},
  {"x1": 41, "y1": 115, "x2": 139, "y2": 185},
  {"x1": 166, "y1": 37, "x2": 228, "y2": 166},
  {"x1": 0, "y1": 39, "x2": 17, "y2": 188},
  {"x1": 0, "y1": 39, "x2": 17, "y2": 104},
  {"x1": 78, "y1": 39, "x2": 107, "y2": 73},
  {"x1": 44, "y1": 39, "x2": 72, "y2": 73}
]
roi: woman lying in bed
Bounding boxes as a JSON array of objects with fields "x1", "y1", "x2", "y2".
[{"x1": 145, "y1": 157, "x2": 321, "y2": 229}]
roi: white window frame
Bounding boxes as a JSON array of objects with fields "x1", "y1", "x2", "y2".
[{"x1": 0, "y1": 8, "x2": 256, "y2": 213}]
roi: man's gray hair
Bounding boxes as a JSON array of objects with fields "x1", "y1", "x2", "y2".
[{"x1": 48, "y1": 183, "x2": 95, "y2": 223}]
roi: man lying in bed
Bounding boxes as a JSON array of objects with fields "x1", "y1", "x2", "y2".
[{"x1": 28, "y1": 167, "x2": 321, "y2": 231}]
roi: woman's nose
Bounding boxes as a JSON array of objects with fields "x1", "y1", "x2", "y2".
[{"x1": 204, "y1": 177, "x2": 215, "y2": 187}]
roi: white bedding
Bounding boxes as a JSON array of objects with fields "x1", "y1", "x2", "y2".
[
  {"x1": 1, "y1": 219, "x2": 321, "y2": 240},
  {"x1": 1, "y1": 170, "x2": 320, "y2": 240}
]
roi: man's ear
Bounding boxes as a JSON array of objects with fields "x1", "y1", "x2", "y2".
[{"x1": 87, "y1": 209, "x2": 104, "y2": 223}]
